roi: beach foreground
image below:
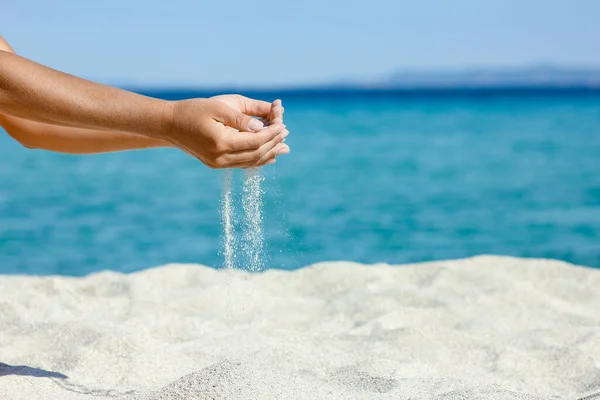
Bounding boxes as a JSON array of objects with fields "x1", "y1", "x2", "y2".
[{"x1": 1, "y1": 256, "x2": 599, "y2": 400}]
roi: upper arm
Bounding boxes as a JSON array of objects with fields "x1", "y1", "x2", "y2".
[{"x1": 0, "y1": 35, "x2": 15, "y2": 53}]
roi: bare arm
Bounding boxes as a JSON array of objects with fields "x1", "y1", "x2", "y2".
[
  {"x1": 0, "y1": 34, "x2": 173, "y2": 153},
  {"x1": 0, "y1": 113, "x2": 173, "y2": 153},
  {"x1": 0, "y1": 49, "x2": 167, "y2": 136},
  {"x1": 0, "y1": 35, "x2": 288, "y2": 167}
]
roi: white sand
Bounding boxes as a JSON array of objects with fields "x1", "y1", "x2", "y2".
[{"x1": 1, "y1": 255, "x2": 599, "y2": 400}]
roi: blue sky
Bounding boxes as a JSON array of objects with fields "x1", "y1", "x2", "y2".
[{"x1": 3, "y1": 0, "x2": 599, "y2": 87}]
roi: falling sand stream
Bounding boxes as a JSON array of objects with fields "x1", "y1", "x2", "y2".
[{"x1": 221, "y1": 168, "x2": 265, "y2": 272}]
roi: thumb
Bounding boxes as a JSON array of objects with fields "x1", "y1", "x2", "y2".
[{"x1": 219, "y1": 106, "x2": 265, "y2": 132}]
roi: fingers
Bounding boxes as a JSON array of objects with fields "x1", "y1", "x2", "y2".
[
  {"x1": 221, "y1": 143, "x2": 290, "y2": 169},
  {"x1": 216, "y1": 97, "x2": 285, "y2": 132},
  {"x1": 269, "y1": 99, "x2": 284, "y2": 124},
  {"x1": 234, "y1": 131, "x2": 289, "y2": 163},
  {"x1": 237, "y1": 95, "x2": 272, "y2": 118},
  {"x1": 216, "y1": 127, "x2": 289, "y2": 168},
  {"x1": 256, "y1": 142, "x2": 290, "y2": 165},
  {"x1": 217, "y1": 105, "x2": 265, "y2": 132},
  {"x1": 207, "y1": 98, "x2": 290, "y2": 168},
  {"x1": 228, "y1": 123, "x2": 286, "y2": 152}
]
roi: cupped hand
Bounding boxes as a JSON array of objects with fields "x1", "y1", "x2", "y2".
[
  {"x1": 210, "y1": 95, "x2": 288, "y2": 165},
  {"x1": 162, "y1": 98, "x2": 288, "y2": 169}
]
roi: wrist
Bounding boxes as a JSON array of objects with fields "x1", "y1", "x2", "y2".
[
  {"x1": 127, "y1": 97, "x2": 174, "y2": 141},
  {"x1": 157, "y1": 100, "x2": 176, "y2": 141}
]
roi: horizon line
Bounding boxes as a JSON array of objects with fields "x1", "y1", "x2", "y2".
[{"x1": 125, "y1": 84, "x2": 600, "y2": 94}]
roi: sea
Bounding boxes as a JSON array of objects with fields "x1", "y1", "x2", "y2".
[{"x1": 1, "y1": 88, "x2": 599, "y2": 275}]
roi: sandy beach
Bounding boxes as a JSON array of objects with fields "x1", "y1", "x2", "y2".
[{"x1": 1, "y1": 255, "x2": 599, "y2": 399}]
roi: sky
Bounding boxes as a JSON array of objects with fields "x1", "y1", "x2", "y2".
[{"x1": 2, "y1": 0, "x2": 600, "y2": 87}]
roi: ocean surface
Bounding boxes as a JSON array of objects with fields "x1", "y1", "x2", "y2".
[{"x1": 1, "y1": 89, "x2": 599, "y2": 275}]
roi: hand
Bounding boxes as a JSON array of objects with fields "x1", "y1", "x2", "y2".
[
  {"x1": 162, "y1": 98, "x2": 288, "y2": 169},
  {"x1": 210, "y1": 94, "x2": 288, "y2": 165},
  {"x1": 211, "y1": 94, "x2": 285, "y2": 125}
]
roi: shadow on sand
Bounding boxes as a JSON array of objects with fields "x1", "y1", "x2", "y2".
[{"x1": 0, "y1": 362, "x2": 68, "y2": 379}]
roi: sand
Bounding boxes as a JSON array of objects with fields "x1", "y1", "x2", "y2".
[{"x1": 0, "y1": 255, "x2": 599, "y2": 400}]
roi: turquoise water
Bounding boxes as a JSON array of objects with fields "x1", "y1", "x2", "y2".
[{"x1": 1, "y1": 90, "x2": 599, "y2": 275}]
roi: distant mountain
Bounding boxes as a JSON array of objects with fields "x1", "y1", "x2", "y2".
[{"x1": 383, "y1": 65, "x2": 600, "y2": 88}]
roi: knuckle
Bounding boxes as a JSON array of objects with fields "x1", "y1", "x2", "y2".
[
  {"x1": 249, "y1": 138, "x2": 261, "y2": 149},
  {"x1": 214, "y1": 141, "x2": 229, "y2": 154},
  {"x1": 248, "y1": 152, "x2": 262, "y2": 164},
  {"x1": 205, "y1": 138, "x2": 220, "y2": 152},
  {"x1": 235, "y1": 113, "x2": 245, "y2": 130},
  {"x1": 241, "y1": 152, "x2": 255, "y2": 164},
  {"x1": 266, "y1": 148, "x2": 277, "y2": 159},
  {"x1": 214, "y1": 156, "x2": 229, "y2": 168}
]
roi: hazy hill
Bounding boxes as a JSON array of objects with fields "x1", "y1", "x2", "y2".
[{"x1": 384, "y1": 65, "x2": 600, "y2": 88}]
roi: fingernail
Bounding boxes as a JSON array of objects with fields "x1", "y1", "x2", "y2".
[
  {"x1": 266, "y1": 159, "x2": 277, "y2": 165},
  {"x1": 282, "y1": 129, "x2": 289, "y2": 138},
  {"x1": 278, "y1": 145, "x2": 291, "y2": 155},
  {"x1": 248, "y1": 119, "x2": 264, "y2": 132}
]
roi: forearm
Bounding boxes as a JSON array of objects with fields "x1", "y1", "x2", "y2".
[
  {"x1": 0, "y1": 51, "x2": 171, "y2": 139},
  {"x1": 0, "y1": 113, "x2": 173, "y2": 154}
]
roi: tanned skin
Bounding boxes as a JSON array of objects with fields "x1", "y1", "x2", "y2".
[{"x1": 0, "y1": 35, "x2": 288, "y2": 167}]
